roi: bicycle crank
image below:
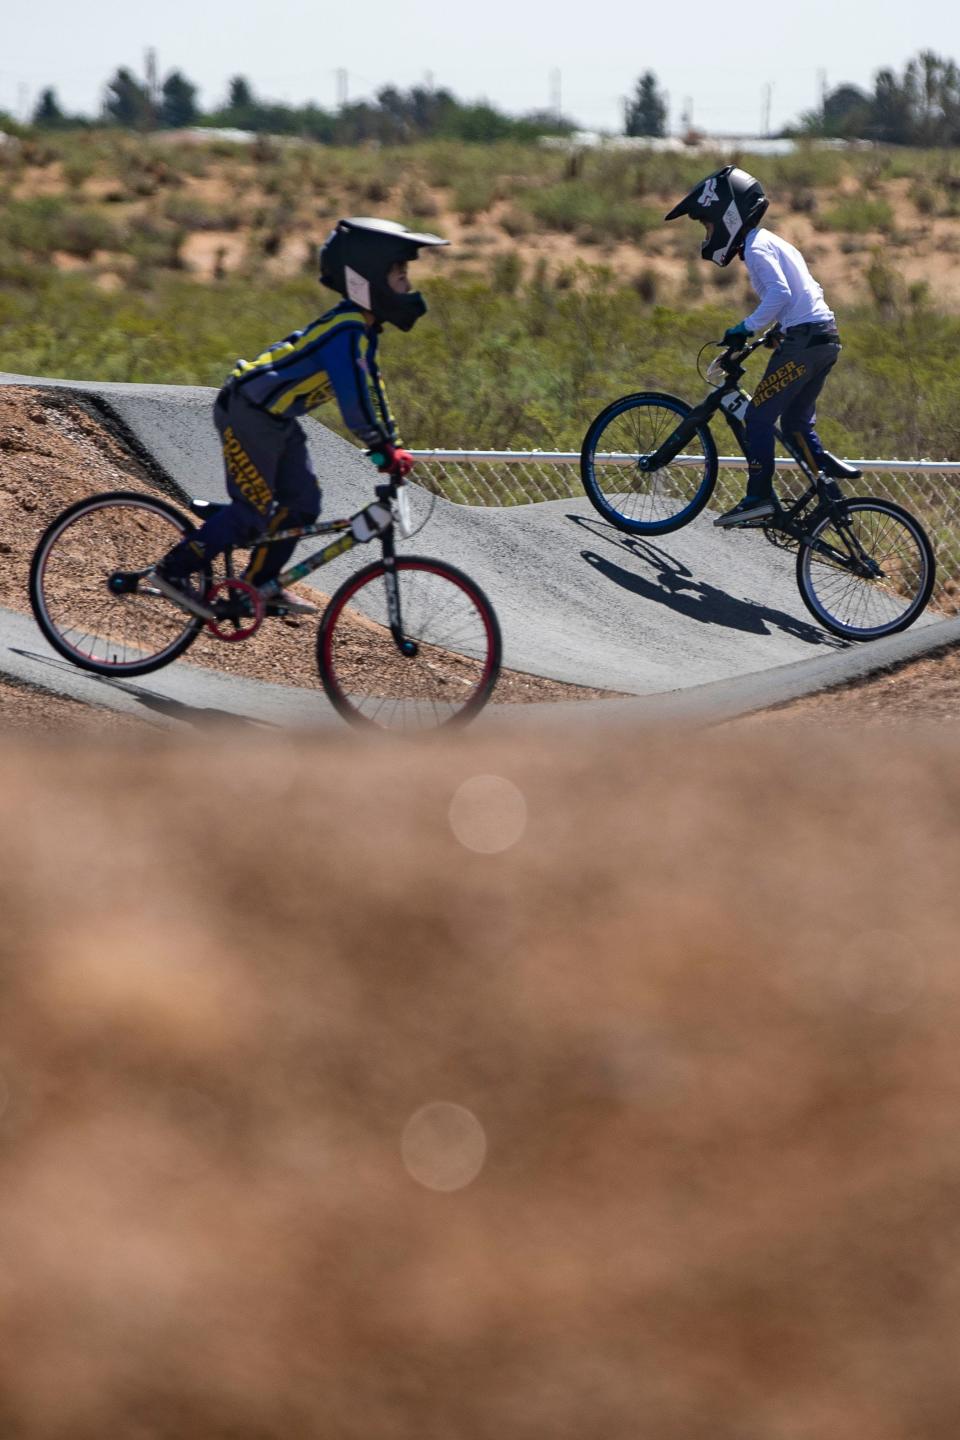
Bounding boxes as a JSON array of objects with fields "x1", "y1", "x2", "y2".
[{"x1": 204, "y1": 578, "x2": 265, "y2": 642}]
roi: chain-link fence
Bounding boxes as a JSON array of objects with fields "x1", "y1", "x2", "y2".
[{"x1": 410, "y1": 450, "x2": 960, "y2": 608}]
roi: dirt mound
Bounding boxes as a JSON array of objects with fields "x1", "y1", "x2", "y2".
[{"x1": 1, "y1": 721, "x2": 958, "y2": 1438}]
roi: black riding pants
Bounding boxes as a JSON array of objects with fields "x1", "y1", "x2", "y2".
[
  {"x1": 743, "y1": 322, "x2": 841, "y2": 500},
  {"x1": 163, "y1": 386, "x2": 322, "y2": 586}
]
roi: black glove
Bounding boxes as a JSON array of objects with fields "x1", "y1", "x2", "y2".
[{"x1": 722, "y1": 321, "x2": 753, "y2": 348}]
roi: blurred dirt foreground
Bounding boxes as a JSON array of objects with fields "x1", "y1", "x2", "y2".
[{"x1": 2, "y1": 720, "x2": 960, "y2": 1440}]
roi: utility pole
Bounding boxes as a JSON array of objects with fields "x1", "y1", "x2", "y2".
[
  {"x1": 336, "y1": 67, "x2": 348, "y2": 108},
  {"x1": 818, "y1": 67, "x2": 828, "y2": 115},
  {"x1": 549, "y1": 67, "x2": 562, "y2": 122},
  {"x1": 145, "y1": 47, "x2": 159, "y2": 128},
  {"x1": 761, "y1": 82, "x2": 772, "y2": 137}
]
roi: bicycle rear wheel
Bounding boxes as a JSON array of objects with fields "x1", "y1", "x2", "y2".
[
  {"x1": 580, "y1": 392, "x2": 718, "y2": 534},
  {"x1": 317, "y1": 556, "x2": 501, "y2": 731},
  {"x1": 29, "y1": 490, "x2": 207, "y2": 676},
  {"x1": 797, "y1": 498, "x2": 936, "y2": 640}
]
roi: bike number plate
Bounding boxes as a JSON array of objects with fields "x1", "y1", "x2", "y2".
[
  {"x1": 394, "y1": 487, "x2": 413, "y2": 538},
  {"x1": 720, "y1": 391, "x2": 751, "y2": 421}
]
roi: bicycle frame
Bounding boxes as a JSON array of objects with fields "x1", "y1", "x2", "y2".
[
  {"x1": 639, "y1": 335, "x2": 873, "y2": 571},
  {"x1": 222, "y1": 480, "x2": 416, "y2": 652}
]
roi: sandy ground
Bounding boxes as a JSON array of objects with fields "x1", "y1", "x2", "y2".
[{"x1": 1, "y1": 722, "x2": 960, "y2": 1438}]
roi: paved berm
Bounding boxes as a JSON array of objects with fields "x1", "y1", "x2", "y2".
[{"x1": 1, "y1": 375, "x2": 956, "y2": 731}]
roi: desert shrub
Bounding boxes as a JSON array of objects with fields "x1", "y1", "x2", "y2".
[
  {"x1": 454, "y1": 174, "x2": 497, "y2": 222},
  {"x1": 499, "y1": 206, "x2": 535, "y2": 238},
  {"x1": 910, "y1": 182, "x2": 939, "y2": 216},
  {"x1": 490, "y1": 251, "x2": 523, "y2": 294},
  {"x1": 789, "y1": 188, "x2": 818, "y2": 215},
  {"x1": 816, "y1": 196, "x2": 895, "y2": 234},
  {"x1": 126, "y1": 213, "x2": 186, "y2": 270},
  {"x1": 765, "y1": 146, "x2": 848, "y2": 191},
  {"x1": 631, "y1": 266, "x2": 659, "y2": 304},
  {"x1": 865, "y1": 250, "x2": 902, "y2": 309},
  {"x1": 362, "y1": 176, "x2": 391, "y2": 204},
  {"x1": 399, "y1": 178, "x2": 439, "y2": 220},
  {"x1": 0, "y1": 197, "x2": 124, "y2": 258},
  {"x1": 521, "y1": 183, "x2": 661, "y2": 243},
  {"x1": 61, "y1": 153, "x2": 97, "y2": 191},
  {"x1": 162, "y1": 193, "x2": 244, "y2": 232}
]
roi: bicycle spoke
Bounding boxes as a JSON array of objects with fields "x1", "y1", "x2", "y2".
[
  {"x1": 581, "y1": 394, "x2": 716, "y2": 534},
  {"x1": 799, "y1": 501, "x2": 934, "y2": 640},
  {"x1": 319, "y1": 558, "x2": 500, "y2": 731},
  {"x1": 31, "y1": 494, "x2": 203, "y2": 675}
]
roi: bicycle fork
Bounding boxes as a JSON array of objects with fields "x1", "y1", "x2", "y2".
[
  {"x1": 638, "y1": 413, "x2": 706, "y2": 472},
  {"x1": 808, "y1": 502, "x2": 884, "y2": 580},
  {"x1": 380, "y1": 531, "x2": 418, "y2": 658}
]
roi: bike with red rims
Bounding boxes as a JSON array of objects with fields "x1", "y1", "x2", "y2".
[{"x1": 29, "y1": 479, "x2": 502, "y2": 732}]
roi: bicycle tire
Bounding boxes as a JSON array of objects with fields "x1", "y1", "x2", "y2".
[
  {"x1": 796, "y1": 497, "x2": 936, "y2": 641},
  {"x1": 29, "y1": 490, "x2": 208, "y2": 676},
  {"x1": 317, "y1": 555, "x2": 502, "y2": 731},
  {"x1": 580, "y1": 391, "x2": 719, "y2": 535}
]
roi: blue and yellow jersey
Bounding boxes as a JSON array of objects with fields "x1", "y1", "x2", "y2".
[{"x1": 229, "y1": 299, "x2": 400, "y2": 447}]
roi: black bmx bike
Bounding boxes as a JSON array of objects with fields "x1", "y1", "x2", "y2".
[
  {"x1": 29, "y1": 479, "x2": 502, "y2": 731},
  {"x1": 580, "y1": 331, "x2": 936, "y2": 641}
]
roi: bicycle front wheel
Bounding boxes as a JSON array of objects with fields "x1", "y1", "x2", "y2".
[
  {"x1": 29, "y1": 490, "x2": 207, "y2": 676},
  {"x1": 580, "y1": 391, "x2": 718, "y2": 535},
  {"x1": 317, "y1": 556, "x2": 502, "y2": 731},
  {"x1": 797, "y1": 498, "x2": 936, "y2": 641}
]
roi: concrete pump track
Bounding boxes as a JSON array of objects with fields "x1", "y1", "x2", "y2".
[{"x1": 3, "y1": 370, "x2": 959, "y2": 733}]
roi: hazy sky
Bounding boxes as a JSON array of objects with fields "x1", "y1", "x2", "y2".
[{"x1": 2, "y1": 0, "x2": 956, "y2": 135}]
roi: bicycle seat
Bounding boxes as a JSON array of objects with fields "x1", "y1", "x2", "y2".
[{"x1": 190, "y1": 498, "x2": 229, "y2": 516}]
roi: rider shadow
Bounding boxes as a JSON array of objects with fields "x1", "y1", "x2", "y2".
[{"x1": 566, "y1": 513, "x2": 845, "y2": 649}]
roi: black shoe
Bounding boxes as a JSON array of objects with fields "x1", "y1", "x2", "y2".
[
  {"x1": 713, "y1": 497, "x2": 776, "y2": 529},
  {"x1": 150, "y1": 568, "x2": 215, "y2": 619}
]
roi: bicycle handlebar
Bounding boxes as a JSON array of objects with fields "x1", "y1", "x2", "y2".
[
  {"x1": 718, "y1": 325, "x2": 780, "y2": 359},
  {"x1": 707, "y1": 325, "x2": 781, "y2": 381}
]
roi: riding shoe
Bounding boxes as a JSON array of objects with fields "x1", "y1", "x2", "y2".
[
  {"x1": 714, "y1": 496, "x2": 776, "y2": 529},
  {"x1": 259, "y1": 581, "x2": 319, "y2": 616},
  {"x1": 150, "y1": 568, "x2": 214, "y2": 617}
]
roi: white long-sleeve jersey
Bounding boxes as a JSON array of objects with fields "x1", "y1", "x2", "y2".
[{"x1": 742, "y1": 227, "x2": 835, "y2": 333}]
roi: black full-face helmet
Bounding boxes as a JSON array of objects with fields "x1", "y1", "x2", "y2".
[
  {"x1": 664, "y1": 165, "x2": 768, "y2": 267},
  {"x1": 319, "y1": 217, "x2": 449, "y2": 331}
]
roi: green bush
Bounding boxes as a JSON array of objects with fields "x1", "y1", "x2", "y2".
[
  {"x1": 0, "y1": 197, "x2": 124, "y2": 258},
  {"x1": 816, "y1": 195, "x2": 895, "y2": 234},
  {"x1": 521, "y1": 183, "x2": 661, "y2": 242}
]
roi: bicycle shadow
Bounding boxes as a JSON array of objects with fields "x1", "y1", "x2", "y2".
[
  {"x1": 566, "y1": 513, "x2": 846, "y2": 649},
  {"x1": 8, "y1": 646, "x2": 282, "y2": 729}
]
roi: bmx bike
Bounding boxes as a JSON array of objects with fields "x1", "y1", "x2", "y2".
[
  {"x1": 29, "y1": 478, "x2": 502, "y2": 731},
  {"x1": 580, "y1": 330, "x2": 936, "y2": 641}
]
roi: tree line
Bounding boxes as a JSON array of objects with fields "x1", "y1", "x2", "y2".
[
  {"x1": 23, "y1": 50, "x2": 960, "y2": 146},
  {"x1": 621, "y1": 51, "x2": 960, "y2": 146},
  {"x1": 799, "y1": 52, "x2": 960, "y2": 145},
  {"x1": 29, "y1": 70, "x2": 576, "y2": 144}
]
